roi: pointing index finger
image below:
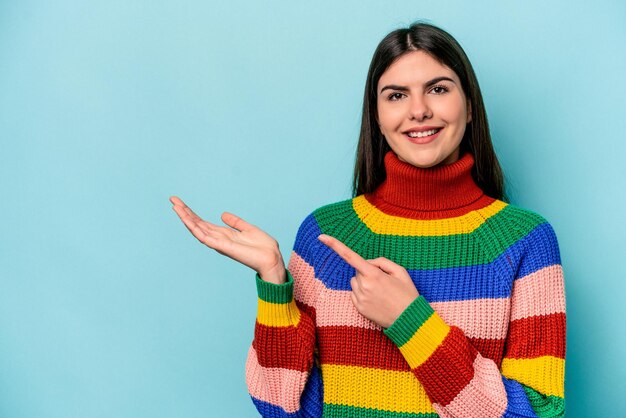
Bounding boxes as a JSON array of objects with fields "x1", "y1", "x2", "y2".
[{"x1": 318, "y1": 234, "x2": 376, "y2": 275}]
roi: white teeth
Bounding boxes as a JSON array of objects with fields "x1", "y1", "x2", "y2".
[{"x1": 407, "y1": 129, "x2": 439, "y2": 138}]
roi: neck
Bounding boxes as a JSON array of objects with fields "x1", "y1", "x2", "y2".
[{"x1": 365, "y1": 150, "x2": 493, "y2": 219}]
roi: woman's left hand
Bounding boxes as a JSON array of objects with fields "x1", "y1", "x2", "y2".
[{"x1": 318, "y1": 234, "x2": 419, "y2": 329}]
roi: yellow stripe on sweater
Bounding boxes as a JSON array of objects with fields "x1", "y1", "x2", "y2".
[
  {"x1": 352, "y1": 195, "x2": 507, "y2": 236},
  {"x1": 399, "y1": 314, "x2": 450, "y2": 369},
  {"x1": 322, "y1": 363, "x2": 436, "y2": 414},
  {"x1": 501, "y1": 356, "x2": 565, "y2": 398},
  {"x1": 256, "y1": 298, "x2": 301, "y2": 327}
]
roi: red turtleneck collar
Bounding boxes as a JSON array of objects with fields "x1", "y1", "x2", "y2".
[{"x1": 365, "y1": 150, "x2": 495, "y2": 220}]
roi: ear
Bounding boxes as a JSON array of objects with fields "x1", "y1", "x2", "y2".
[{"x1": 466, "y1": 100, "x2": 473, "y2": 123}]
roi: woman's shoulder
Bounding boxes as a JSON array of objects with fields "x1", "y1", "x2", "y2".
[
  {"x1": 491, "y1": 199, "x2": 561, "y2": 251},
  {"x1": 491, "y1": 198, "x2": 555, "y2": 230},
  {"x1": 310, "y1": 196, "x2": 357, "y2": 220},
  {"x1": 294, "y1": 196, "x2": 359, "y2": 235},
  {"x1": 291, "y1": 196, "x2": 358, "y2": 253}
]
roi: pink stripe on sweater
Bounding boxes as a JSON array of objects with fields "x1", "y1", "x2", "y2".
[
  {"x1": 288, "y1": 251, "x2": 326, "y2": 309},
  {"x1": 317, "y1": 286, "x2": 382, "y2": 330},
  {"x1": 431, "y1": 298, "x2": 510, "y2": 340},
  {"x1": 511, "y1": 264, "x2": 565, "y2": 321},
  {"x1": 245, "y1": 346, "x2": 309, "y2": 413},
  {"x1": 317, "y1": 284, "x2": 509, "y2": 340},
  {"x1": 433, "y1": 353, "x2": 507, "y2": 415}
]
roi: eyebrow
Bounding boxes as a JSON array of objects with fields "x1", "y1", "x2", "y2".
[{"x1": 379, "y1": 76, "x2": 456, "y2": 94}]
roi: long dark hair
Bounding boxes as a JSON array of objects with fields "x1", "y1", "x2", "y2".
[{"x1": 353, "y1": 21, "x2": 509, "y2": 203}]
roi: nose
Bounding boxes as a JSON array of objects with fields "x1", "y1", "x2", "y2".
[{"x1": 409, "y1": 95, "x2": 432, "y2": 121}]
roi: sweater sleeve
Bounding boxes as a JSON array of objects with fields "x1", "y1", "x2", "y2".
[
  {"x1": 383, "y1": 220, "x2": 566, "y2": 418},
  {"x1": 245, "y1": 215, "x2": 324, "y2": 417}
]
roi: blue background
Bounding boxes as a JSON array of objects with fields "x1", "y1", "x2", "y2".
[{"x1": 1, "y1": 1, "x2": 624, "y2": 416}]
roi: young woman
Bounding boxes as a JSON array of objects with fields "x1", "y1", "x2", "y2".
[{"x1": 171, "y1": 22, "x2": 566, "y2": 418}]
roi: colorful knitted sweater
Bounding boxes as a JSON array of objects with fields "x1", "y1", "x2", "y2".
[{"x1": 245, "y1": 150, "x2": 566, "y2": 417}]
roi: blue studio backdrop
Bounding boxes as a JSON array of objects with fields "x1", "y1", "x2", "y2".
[{"x1": 0, "y1": 1, "x2": 624, "y2": 417}]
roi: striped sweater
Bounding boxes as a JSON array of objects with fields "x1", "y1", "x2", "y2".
[{"x1": 245, "y1": 150, "x2": 566, "y2": 417}]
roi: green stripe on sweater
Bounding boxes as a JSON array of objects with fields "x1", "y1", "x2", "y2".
[
  {"x1": 324, "y1": 403, "x2": 439, "y2": 418},
  {"x1": 312, "y1": 199, "x2": 546, "y2": 270}
]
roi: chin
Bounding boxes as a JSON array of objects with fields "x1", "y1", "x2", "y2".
[
  {"x1": 397, "y1": 151, "x2": 443, "y2": 168},
  {"x1": 403, "y1": 145, "x2": 462, "y2": 168}
]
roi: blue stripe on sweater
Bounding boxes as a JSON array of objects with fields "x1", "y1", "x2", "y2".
[
  {"x1": 501, "y1": 376, "x2": 539, "y2": 417},
  {"x1": 291, "y1": 214, "x2": 510, "y2": 300},
  {"x1": 515, "y1": 222, "x2": 562, "y2": 280}
]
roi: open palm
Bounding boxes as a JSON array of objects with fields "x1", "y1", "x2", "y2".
[{"x1": 169, "y1": 196, "x2": 286, "y2": 284}]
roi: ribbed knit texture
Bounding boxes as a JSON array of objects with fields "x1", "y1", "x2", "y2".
[{"x1": 245, "y1": 150, "x2": 566, "y2": 417}]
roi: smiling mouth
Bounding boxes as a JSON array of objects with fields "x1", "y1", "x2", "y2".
[{"x1": 405, "y1": 128, "x2": 442, "y2": 138}]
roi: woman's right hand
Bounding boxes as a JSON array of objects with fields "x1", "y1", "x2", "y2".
[{"x1": 169, "y1": 196, "x2": 287, "y2": 285}]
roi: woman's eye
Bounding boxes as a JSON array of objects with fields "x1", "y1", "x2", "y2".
[
  {"x1": 431, "y1": 85, "x2": 449, "y2": 94},
  {"x1": 388, "y1": 92, "x2": 404, "y2": 101}
]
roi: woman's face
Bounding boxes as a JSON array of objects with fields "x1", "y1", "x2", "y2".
[{"x1": 376, "y1": 50, "x2": 472, "y2": 168}]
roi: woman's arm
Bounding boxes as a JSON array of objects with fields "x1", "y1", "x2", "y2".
[
  {"x1": 244, "y1": 213, "x2": 324, "y2": 417},
  {"x1": 319, "y1": 218, "x2": 566, "y2": 417},
  {"x1": 170, "y1": 198, "x2": 324, "y2": 416},
  {"x1": 383, "y1": 220, "x2": 566, "y2": 417}
]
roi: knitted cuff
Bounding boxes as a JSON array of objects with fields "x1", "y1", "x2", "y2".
[
  {"x1": 255, "y1": 270, "x2": 294, "y2": 303},
  {"x1": 384, "y1": 295, "x2": 451, "y2": 369},
  {"x1": 255, "y1": 270, "x2": 301, "y2": 327}
]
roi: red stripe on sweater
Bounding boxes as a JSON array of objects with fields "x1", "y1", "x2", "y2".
[
  {"x1": 318, "y1": 326, "x2": 411, "y2": 370},
  {"x1": 469, "y1": 337, "x2": 506, "y2": 366},
  {"x1": 318, "y1": 325, "x2": 506, "y2": 372},
  {"x1": 252, "y1": 315, "x2": 316, "y2": 372},
  {"x1": 505, "y1": 312, "x2": 566, "y2": 359},
  {"x1": 416, "y1": 326, "x2": 477, "y2": 405}
]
